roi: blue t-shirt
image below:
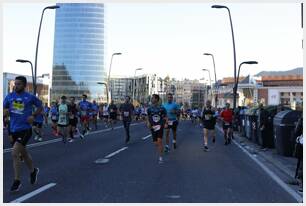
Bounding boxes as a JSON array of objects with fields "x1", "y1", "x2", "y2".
[
  {"x1": 91, "y1": 103, "x2": 99, "y2": 115},
  {"x1": 3, "y1": 91, "x2": 42, "y2": 132},
  {"x1": 34, "y1": 113, "x2": 44, "y2": 123},
  {"x1": 147, "y1": 105, "x2": 167, "y2": 126},
  {"x1": 163, "y1": 102, "x2": 179, "y2": 121},
  {"x1": 44, "y1": 106, "x2": 50, "y2": 114},
  {"x1": 79, "y1": 100, "x2": 92, "y2": 116}
]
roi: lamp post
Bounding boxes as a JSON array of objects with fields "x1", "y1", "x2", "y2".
[
  {"x1": 203, "y1": 53, "x2": 218, "y2": 107},
  {"x1": 133, "y1": 68, "x2": 143, "y2": 103},
  {"x1": 34, "y1": 5, "x2": 59, "y2": 96},
  {"x1": 97, "y1": 81, "x2": 109, "y2": 104},
  {"x1": 212, "y1": 5, "x2": 237, "y2": 109},
  {"x1": 202, "y1": 69, "x2": 212, "y2": 102},
  {"x1": 234, "y1": 61, "x2": 258, "y2": 106},
  {"x1": 107, "y1": 52, "x2": 122, "y2": 102},
  {"x1": 16, "y1": 59, "x2": 35, "y2": 95}
]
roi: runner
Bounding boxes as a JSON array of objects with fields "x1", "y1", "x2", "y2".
[
  {"x1": 119, "y1": 96, "x2": 134, "y2": 143},
  {"x1": 201, "y1": 100, "x2": 217, "y2": 151},
  {"x1": 68, "y1": 96, "x2": 82, "y2": 142},
  {"x1": 3, "y1": 76, "x2": 41, "y2": 192},
  {"x1": 43, "y1": 102, "x2": 50, "y2": 126},
  {"x1": 220, "y1": 103, "x2": 234, "y2": 145},
  {"x1": 102, "y1": 103, "x2": 110, "y2": 127},
  {"x1": 91, "y1": 100, "x2": 99, "y2": 130},
  {"x1": 191, "y1": 108, "x2": 198, "y2": 124},
  {"x1": 33, "y1": 109, "x2": 44, "y2": 142},
  {"x1": 147, "y1": 94, "x2": 168, "y2": 164},
  {"x1": 78, "y1": 94, "x2": 92, "y2": 136},
  {"x1": 50, "y1": 101, "x2": 59, "y2": 136},
  {"x1": 108, "y1": 100, "x2": 118, "y2": 130},
  {"x1": 57, "y1": 96, "x2": 69, "y2": 143},
  {"x1": 141, "y1": 104, "x2": 148, "y2": 121},
  {"x1": 163, "y1": 93, "x2": 180, "y2": 152}
]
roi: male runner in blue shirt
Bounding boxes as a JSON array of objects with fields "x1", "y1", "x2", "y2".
[{"x1": 3, "y1": 76, "x2": 42, "y2": 192}]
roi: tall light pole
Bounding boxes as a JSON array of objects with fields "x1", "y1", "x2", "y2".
[
  {"x1": 203, "y1": 53, "x2": 218, "y2": 106},
  {"x1": 202, "y1": 69, "x2": 212, "y2": 102},
  {"x1": 212, "y1": 5, "x2": 237, "y2": 109},
  {"x1": 16, "y1": 59, "x2": 35, "y2": 95},
  {"x1": 133, "y1": 68, "x2": 143, "y2": 103},
  {"x1": 107, "y1": 53, "x2": 122, "y2": 103},
  {"x1": 235, "y1": 61, "x2": 258, "y2": 106},
  {"x1": 97, "y1": 81, "x2": 109, "y2": 104},
  {"x1": 34, "y1": 5, "x2": 59, "y2": 96}
]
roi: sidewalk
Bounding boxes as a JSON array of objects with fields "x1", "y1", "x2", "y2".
[{"x1": 229, "y1": 127, "x2": 302, "y2": 185}]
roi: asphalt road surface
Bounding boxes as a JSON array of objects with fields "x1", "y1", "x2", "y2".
[{"x1": 3, "y1": 120, "x2": 298, "y2": 203}]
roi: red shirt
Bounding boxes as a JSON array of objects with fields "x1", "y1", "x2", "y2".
[{"x1": 221, "y1": 109, "x2": 233, "y2": 123}]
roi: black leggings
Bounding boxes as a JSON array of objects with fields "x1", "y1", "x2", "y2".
[{"x1": 123, "y1": 121, "x2": 131, "y2": 138}]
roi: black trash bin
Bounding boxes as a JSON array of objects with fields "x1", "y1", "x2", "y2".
[
  {"x1": 245, "y1": 107, "x2": 259, "y2": 142},
  {"x1": 273, "y1": 110, "x2": 302, "y2": 156},
  {"x1": 257, "y1": 106, "x2": 291, "y2": 148},
  {"x1": 245, "y1": 113, "x2": 251, "y2": 140},
  {"x1": 250, "y1": 111, "x2": 259, "y2": 144}
]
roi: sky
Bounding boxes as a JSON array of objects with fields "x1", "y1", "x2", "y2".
[{"x1": 2, "y1": 2, "x2": 303, "y2": 83}]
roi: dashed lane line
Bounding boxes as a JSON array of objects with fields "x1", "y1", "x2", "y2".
[{"x1": 10, "y1": 183, "x2": 56, "y2": 203}]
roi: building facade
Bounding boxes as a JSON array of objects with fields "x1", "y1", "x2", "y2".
[
  {"x1": 51, "y1": 3, "x2": 106, "y2": 102},
  {"x1": 110, "y1": 74, "x2": 158, "y2": 105}
]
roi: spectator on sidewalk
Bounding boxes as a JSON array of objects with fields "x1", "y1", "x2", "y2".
[{"x1": 258, "y1": 103, "x2": 269, "y2": 149}]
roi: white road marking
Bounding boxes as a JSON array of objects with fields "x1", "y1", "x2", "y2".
[
  {"x1": 10, "y1": 183, "x2": 56, "y2": 203},
  {"x1": 3, "y1": 123, "x2": 143, "y2": 154},
  {"x1": 166, "y1": 195, "x2": 181, "y2": 199},
  {"x1": 216, "y1": 126, "x2": 303, "y2": 203},
  {"x1": 94, "y1": 158, "x2": 110, "y2": 164},
  {"x1": 105, "y1": 147, "x2": 128, "y2": 159},
  {"x1": 142, "y1": 134, "x2": 151, "y2": 140}
]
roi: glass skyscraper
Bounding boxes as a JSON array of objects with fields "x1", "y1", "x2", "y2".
[{"x1": 51, "y1": 3, "x2": 106, "y2": 102}]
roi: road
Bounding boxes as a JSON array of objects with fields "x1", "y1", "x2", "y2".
[{"x1": 3, "y1": 120, "x2": 298, "y2": 203}]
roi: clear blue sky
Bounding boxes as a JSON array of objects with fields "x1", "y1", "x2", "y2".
[{"x1": 2, "y1": 2, "x2": 303, "y2": 82}]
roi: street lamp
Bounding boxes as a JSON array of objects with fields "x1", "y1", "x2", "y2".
[
  {"x1": 16, "y1": 59, "x2": 35, "y2": 95},
  {"x1": 107, "y1": 52, "x2": 122, "y2": 102},
  {"x1": 234, "y1": 61, "x2": 258, "y2": 106},
  {"x1": 133, "y1": 68, "x2": 143, "y2": 103},
  {"x1": 97, "y1": 81, "x2": 109, "y2": 104},
  {"x1": 202, "y1": 69, "x2": 212, "y2": 102},
  {"x1": 203, "y1": 53, "x2": 218, "y2": 107},
  {"x1": 34, "y1": 5, "x2": 59, "y2": 96},
  {"x1": 212, "y1": 4, "x2": 237, "y2": 109}
]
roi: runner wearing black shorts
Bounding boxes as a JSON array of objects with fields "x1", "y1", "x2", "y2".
[
  {"x1": 220, "y1": 103, "x2": 233, "y2": 145},
  {"x1": 147, "y1": 94, "x2": 168, "y2": 164},
  {"x1": 201, "y1": 100, "x2": 216, "y2": 151},
  {"x1": 163, "y1": 93, "x2": 180, "y2": 152},
  {"x1": 3, "y1": 76, "x2": 41, "y2": 192},
  {"x1": 108, "y1": 100, "x2": 118, "y2": 130}
]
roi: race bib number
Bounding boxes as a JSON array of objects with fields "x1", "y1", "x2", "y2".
[
  {"x1": 51, "y1": 115, "x2": 57, "y2": 120},
  {"x1": 110, "y1": 109, "x2": 114, "y2": 112},
  {"x1": 168, "y1": 120, "x2": 173, "y2": 126},
  {"x1": 81, "y1": 111, "x2": 87, "y2": 116},
  {"x1": 205, "y1": 115, "x2": 211, "y2": 120},
  {"x1": 152, "y1": 125, "x2": 161, "y2": 131},
  {"x1": 225, "y1": 122, "x2": 230, "y2": 126},
  {"x1": 59, "y1": 116, "x2": 67, "y2": 124},
  {"x1": 152, "y1": 115, "x2": 161, "y2": 123},
  {"x1": 124, "y1": 111, "x2": 129, "y2": 117}
]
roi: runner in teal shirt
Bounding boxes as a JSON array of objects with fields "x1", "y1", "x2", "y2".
[{"x1": 163, "y1": 93, "x2": 180, "y2": 152}]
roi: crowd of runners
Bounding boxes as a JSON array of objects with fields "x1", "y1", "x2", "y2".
[{"x1": 3, "y1": 75, "x2": 235, "y2": 192}]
